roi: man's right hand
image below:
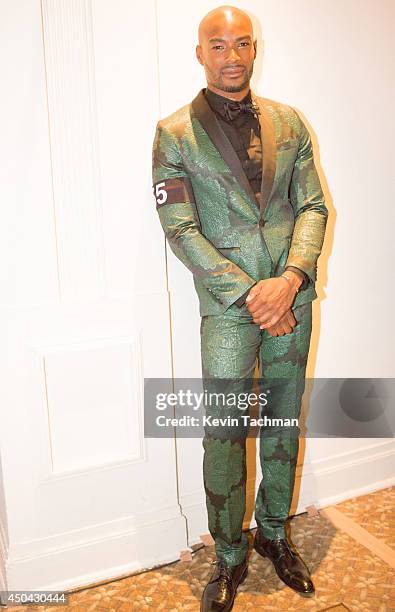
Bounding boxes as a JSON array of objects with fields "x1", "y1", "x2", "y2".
[{"x1": 265, "y1": 309, "x2": 297, "y2": 337}]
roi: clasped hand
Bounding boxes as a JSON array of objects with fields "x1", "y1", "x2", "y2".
[{"x1": 245, "y1": 277, "x2": 299, "y2": 336}]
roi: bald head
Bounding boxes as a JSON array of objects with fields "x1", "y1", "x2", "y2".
[
  {"x1": 196, "y1": 5, "x2": 257, "y2": 100},
  {"x1": 198, "y1": 6, "x2": 254, "y2": 45}
]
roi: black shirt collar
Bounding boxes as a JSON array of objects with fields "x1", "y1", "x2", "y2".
[{"x1": 204, "y1": 87, "x2": 252, "y2": 120}]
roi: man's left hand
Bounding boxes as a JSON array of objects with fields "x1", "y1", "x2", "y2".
[
  {"x1": 266, "y1": 308, "x2": 297, "y2": 336},
  {"x1": 245, "y1": 272, "x2": 302, "y2": 328}
]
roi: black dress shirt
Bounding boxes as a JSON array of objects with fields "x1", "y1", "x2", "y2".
[
  {"x1": 204, "y1": 88, "x2": 308, "y2": 307},
  {"x1": 205, "y1": 88, "x2": 263, "y2": 204}
]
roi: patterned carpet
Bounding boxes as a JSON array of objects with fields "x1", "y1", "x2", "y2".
[{"x1": 6, "y1": 487, "x2": 395, "y2": 611}]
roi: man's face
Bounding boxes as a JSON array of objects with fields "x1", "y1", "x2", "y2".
[{"x1": 196, "y1": 12, "x2": 256, "y2": 94}]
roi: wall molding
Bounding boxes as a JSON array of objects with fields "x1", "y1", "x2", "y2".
[
  {"x1": 41, "y1": 0, "x2": 106, "y2": 301},
  {"x1": 33, "y1": 333, "x2": 145, "y2": 476}
]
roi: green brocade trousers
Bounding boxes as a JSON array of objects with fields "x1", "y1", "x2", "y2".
[{"x1": 200, "y1": 302, "x2": 312, "y2": 567}]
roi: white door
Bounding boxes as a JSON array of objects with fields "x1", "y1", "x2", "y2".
[{"x1": 0, "y1": 0, "x2": 186, "y2": 592}]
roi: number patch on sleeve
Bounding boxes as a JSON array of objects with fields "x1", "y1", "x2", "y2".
[
  {"x1": 154, "y1": 182, "x2": 168, "y2": 205},
  {"x1": 152, "y1": 178, "x2": 194, "y2": 208}
]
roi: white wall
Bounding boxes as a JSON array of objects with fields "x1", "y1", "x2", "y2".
[
  {"x1": 0, "y1": 0, "x2": 393, "y2": 593},
  {"x1": 156, "y1": 0, "x2": 395, "y2": 542}
]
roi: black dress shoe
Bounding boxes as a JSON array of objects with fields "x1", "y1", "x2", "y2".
[
  {"x1": 254, "y1": 529, "x2": 315, "y2": 596},
  {"x1": 201, "y1": 557, "x2": 248, "y2": 611}
]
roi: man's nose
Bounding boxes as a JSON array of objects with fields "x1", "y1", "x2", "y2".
[{"x1": 225, "y1": 46, "x2": 241, "y2": 62}]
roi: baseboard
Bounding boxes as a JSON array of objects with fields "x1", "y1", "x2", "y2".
[
  {"x1": 294, "y1": 440, "x2": 395, "y2": 513},
  {"x1": 183, "y1": 439, "x2": 395, "y2": 545},
  {"x1": 6, "y1": 514, "x2": 186, "y2": 592},
  {"x1": 5, "y1": 441, "x2": 394, "y2": 590}
]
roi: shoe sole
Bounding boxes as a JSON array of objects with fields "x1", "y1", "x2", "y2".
[
  {"x1": 200, "y1": 565, "x2": 248, "y2": 612},
  {"x1": 253, "y1": 540, "x2": 315, "y2": 597}
]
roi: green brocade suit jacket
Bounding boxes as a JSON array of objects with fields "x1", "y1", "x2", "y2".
[{"x1": 152, "y1": 89, "x2": 328, "y2": 317}]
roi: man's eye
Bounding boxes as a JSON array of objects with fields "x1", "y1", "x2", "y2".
[
  {"x1": 239, "y1": 41, "x2": 250, "y2": 47},
  {"x1": 213, "y1": 45, "x2": 224, "y2": 50}
]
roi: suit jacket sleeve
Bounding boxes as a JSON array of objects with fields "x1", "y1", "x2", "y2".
[
  {"x1": 285, "y1": 112, "x2": 328, "y2": 284},
  {"x1": 152, "y1": 121, "x2": 257, "y2": 310}
]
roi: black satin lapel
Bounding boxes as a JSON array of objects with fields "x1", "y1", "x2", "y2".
[
  {"x1": 191, "y1": 90, "x2": 258, "y2": 207},
  {"x1": 252, "y1": 94, "x2": 277, "y2": 217}
]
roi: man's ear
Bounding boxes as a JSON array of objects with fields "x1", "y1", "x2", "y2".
[
  {"x1": 253, "y1": 39, "x2": 257, "y2": 59},
  {"x1": 196, "y1": 44, "x2": 204, "y2": 65}
]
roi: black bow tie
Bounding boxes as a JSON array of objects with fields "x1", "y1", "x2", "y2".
[{"x1": 223, "y1": 100, "x2": 260, "y2": 122}]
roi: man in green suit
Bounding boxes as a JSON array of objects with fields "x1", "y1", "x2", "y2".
[{"x1": 152, "y1": 6, "x2": 328, "y2": 610}]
